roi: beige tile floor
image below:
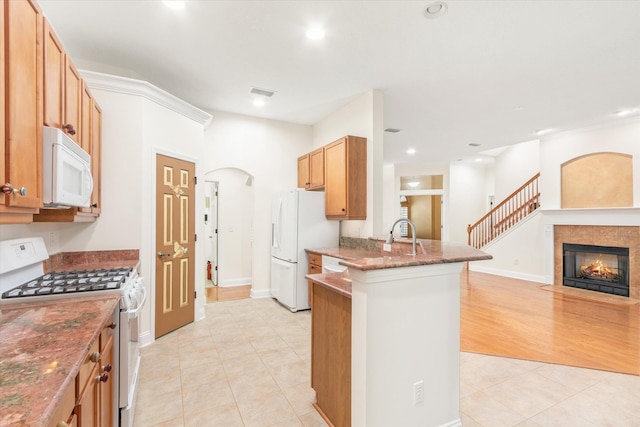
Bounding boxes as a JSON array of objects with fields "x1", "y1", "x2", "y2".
[{"x1": 134, "y1": 297, "x2": 640, "y2": 427}]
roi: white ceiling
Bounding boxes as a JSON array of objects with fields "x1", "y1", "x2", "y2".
[{"x1": 39, "y1": 0, "x2": 640, "y2": 166}]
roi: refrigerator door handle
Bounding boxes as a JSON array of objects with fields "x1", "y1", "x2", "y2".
[{"x1": 274, "y1": 198, "x2": 283, "y2": 249}]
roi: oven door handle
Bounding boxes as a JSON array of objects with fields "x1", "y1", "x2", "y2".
[{"x1": 125, "y1": 279, "x2": 146, "y2": 319}]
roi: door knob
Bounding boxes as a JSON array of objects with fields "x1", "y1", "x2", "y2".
[{"x1": 157, "y1": 252, "x2": 171, "y2": 258}]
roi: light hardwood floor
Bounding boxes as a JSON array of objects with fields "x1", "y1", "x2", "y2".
[
  {"x1": 206, "y1": 284, "x2": 252, "y2": 303},
  {"x1": 461, "y1": 270, "x2": 640, "y2": 376}
]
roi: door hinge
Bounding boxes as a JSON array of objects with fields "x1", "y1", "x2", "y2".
[
  {"x1": 194, "y1": 234, "x2": 197, "y2": 242},
  {"x1": 215, "y1": 228, "x2": 218, "y2": 234},
  {"x1": 194, "y1": 176, "x2": 197, "y2": 185},
  {"x1": 194, "y1": 291, "x2": 197, "y2": 299},
  {"x1": 215, "y1": 265, "x2": 218, "y2": 271}
]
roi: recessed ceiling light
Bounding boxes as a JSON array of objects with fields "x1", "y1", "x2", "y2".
[
  {"x1": 253, "y1": 98, "x2": 265, "y2": 107},
  {"x1": 406, "y1": 148, "x2": 416, "y2": 155},
  {"x1": 535, "y1": 128, "x2": 553, "y2": 136},
  {"x1": 424, "y1": 1, "x2": 448, "y2": 19},
  {"x1": 468, "y1": 143, "x2": 481, "y2": 147},
  {"x1": 407, "y1": 181, "x2": 420, "y2": 188},
  {"x1": 475, "y1": 158, "x2": 483, "y2": 162},
  {"x1": 163, "y1": 0, "x2": 185, "y2": 10},
  {"x1": 306, "y1": 27, "x2": 325, "y2": 41}
]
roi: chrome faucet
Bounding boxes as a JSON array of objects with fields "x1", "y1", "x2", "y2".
[{"x1": 386, "y1": 218, "x2": 417, "y2": 255}]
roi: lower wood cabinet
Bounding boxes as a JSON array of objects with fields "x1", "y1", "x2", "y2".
[
  {"x1": 307, "y1": 252, "x2": 322, "y2": 308},
  {"x1": 311, "y1": 282, "x2": 351, "y2": 427}
]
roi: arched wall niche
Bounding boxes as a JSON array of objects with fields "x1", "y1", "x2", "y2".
[{"x1": 561, "y1": 152, "x2": 633, "y2": 208}]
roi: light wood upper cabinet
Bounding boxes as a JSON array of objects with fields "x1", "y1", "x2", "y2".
[
  {"x1": 43, "y1": 19, "x2": 64, "y2": 129},
  {"x1": 309, "y1": 147, "x2": 325, "y2": 190},
  {"x1": 64, "y1": 56, "x2": 82, "y2": 145},
  {"x1": 297, "y1": 153, "x2": 310, "y2": 189},
  {"x1": 297, "y1": 147, "x2": 325, "y2": 190},
  {"x1": 1, "y1": 0, "x2": 44, "y2": 221},
  {"x1": 324, "y1": 135, "x2": 367, "y2": 220},
  {"x1": 90, "y1": 100, "x2": 102, "y2": 214}
]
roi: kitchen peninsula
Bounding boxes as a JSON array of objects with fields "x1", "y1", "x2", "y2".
[{"x1": 307, "y1": 238, "x2": 491, "y2": 427}]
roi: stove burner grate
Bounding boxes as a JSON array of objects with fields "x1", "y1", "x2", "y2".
[{"x1": 1, "y1": 267, "x2": 133, "y2": 300}]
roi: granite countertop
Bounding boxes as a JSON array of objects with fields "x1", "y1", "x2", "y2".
[
  {"x1": 306, "y1": 272, "x2": 352, "y2": 298},
  {"x1": 307, "y1": 238, "x2": 491, "y2": 271},
  {"x1": 0, "y1": 295, "x2": 120, "y2": 426}
]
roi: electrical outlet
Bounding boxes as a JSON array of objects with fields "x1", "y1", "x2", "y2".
[
  {"x1": 413, "y1": 380, "x2": 424, "y2": 406},
  {"x1": 383, "y1": 243, "x2": 392, "y2": 252}
]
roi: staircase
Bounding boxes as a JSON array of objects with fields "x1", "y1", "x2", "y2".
[{"x1": 467, "y1": 173, "x2": 540, "y2": 248}]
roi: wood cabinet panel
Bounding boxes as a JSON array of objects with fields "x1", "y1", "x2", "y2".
[
  {"x1": 80, "y1": 82, "x2": 92, "y2": 156},
  {"x1": 311, "y1": 282, "x2": 351, "y2": 427},
  {"x1": 324, "y1": 135, "x2": 367, "y2": 220},
  {"x1": 43, "y1": 19, "x2": 64, "y2": 129},
  {"x1": 297, "y1": 154, "x2": 310, "y2": 189},
  {"x1": 90, "y1": 100, "x2": 102, "y2": 214},
  {"x1": 64, "y1": 57, "x2": 82, "y2": 145},
  {"x1": 309, "y1": 147, "x2": 324, "y2": 190},
  {"x1": 307, "y1": 252, "x2": 322, "y2": 309},
  {"x1": 2, "y1": 0, "x2": 43, "y2": 213}
]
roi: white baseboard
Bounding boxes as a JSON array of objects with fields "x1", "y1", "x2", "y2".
[
  {"x1": 469, "y1": 264, "x2": 548, "y2": 284},
  {"x1": 438, "y1": 419, "x2": 462, "y2": 427},
  {"x1": 250, "y1": 288, "x2": 272, "y2": 299},
  {"x1": 139, "y1": 330, "x2": 153, "y2": 348},
  {"x1": 219, "y1": 277, "x2": 252, "y2": 287}
]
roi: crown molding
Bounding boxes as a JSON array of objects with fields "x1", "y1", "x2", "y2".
[{"x1": 80, "y1": 70, "x2": 213, "y2": 129}]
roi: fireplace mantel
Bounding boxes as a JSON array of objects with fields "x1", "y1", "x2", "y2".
[{"x1": 541, "y1": 207, "x2": 640, "y2": 227}]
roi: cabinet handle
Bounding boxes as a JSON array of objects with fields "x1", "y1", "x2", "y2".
[
  {"x1": 1, "y1": 183, "x2": 26, "y2": 196},
  {"x1": 91, "y1": 203, "x2": 98, "y2": 208},
  {"x1": 107, "y1": 323, "x2": 116, "y2": 329},
  {"x1": 89, "y1": 351, "x2": 101, "y2": 363},
  {"x1": 341, "y1": 208, "x2": 346, "y2": 212},
  {"x1": 62, "y1": 124, "x2": 76, "y2": 135},
  {"x1": 56, "y1": 422, "x2": 70, "y2": 427},
  {"x1": 102, "y1": 364, "x2": 112, "y2": 373},
  {"x1": 97, "y1": 373, "x2": 109, "y2": 383}
]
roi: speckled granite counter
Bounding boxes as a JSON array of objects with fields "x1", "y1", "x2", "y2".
[
  {"x1": 0, "y1": 295, "x2": 120, "y2": 426},
  {"x1": 306, "y1": 272, "x2": 352, "y2": 298},
  {"x1": 307, "y1": 238, "x2": 491, "y2": 271}
]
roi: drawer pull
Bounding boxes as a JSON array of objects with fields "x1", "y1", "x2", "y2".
[{"x1": 89, "y1": 351, "x2": 101, "y2": 363}]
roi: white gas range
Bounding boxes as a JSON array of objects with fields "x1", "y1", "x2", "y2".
[{"x1": 0, "y1": 237, "x2": 145, "y2": 427}]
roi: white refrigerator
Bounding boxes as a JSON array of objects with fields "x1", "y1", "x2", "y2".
[{"x1": 271, "y1": 189, "x2": 339, "y2": 311}]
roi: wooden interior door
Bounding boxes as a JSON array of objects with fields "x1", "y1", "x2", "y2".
[{"x1": 155, "y1": 154, "x2": 195, "y2": 338}]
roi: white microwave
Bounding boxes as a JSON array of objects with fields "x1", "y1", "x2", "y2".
[{"x1": 42, "y1": 126, "x2": 94, "y2": 208}]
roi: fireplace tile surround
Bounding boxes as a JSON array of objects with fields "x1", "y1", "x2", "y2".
[{"x1": 542, "y1": 208, "x2": 640, "y2": 302}]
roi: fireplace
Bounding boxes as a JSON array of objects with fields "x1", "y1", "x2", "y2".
[{"x1": 563, "y1": 243, "x2": 630, "y2": 297}]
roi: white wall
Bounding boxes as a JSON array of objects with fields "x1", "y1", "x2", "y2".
[
  {"x1": 204, "y1": 168, "x2": 253, "y2": 287},
  {"x1": 0, "y1": 75, "x2": 209, "y2": 344},
  {"x1": 448, "y1": 163, "x2": 490, "y2": 244},
  {"x1": 312, "y1": 90, "x2": 384, "y2": 238},
  {"x1": 493, "y1": 139, "x2": 540, "y2": 202},
  {"x1": 540, "y1": 116, "x2": 640, "y2": 209},
  {"x1": 201, "y1": 110, "x2": 313, "y2": 297},
  {"x1": 469, "y1": 211, "x2": 545, "y2": 282}
]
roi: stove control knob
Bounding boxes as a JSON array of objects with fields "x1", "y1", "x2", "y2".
[{"x1": 89, "y1": 351, "x2": 101, "y2": 363}]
